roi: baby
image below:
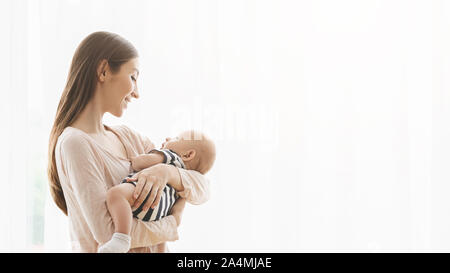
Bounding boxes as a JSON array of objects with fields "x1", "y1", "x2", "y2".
[{"x1": 98, "y1": 130, "x2": 216, "y2": 253}]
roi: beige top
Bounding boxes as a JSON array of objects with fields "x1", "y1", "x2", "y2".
[{"x1": 55, "y1": 124, "x2": 210, "y2": 253}]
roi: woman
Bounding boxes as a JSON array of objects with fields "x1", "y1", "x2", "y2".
[{"x1": 47, "y1": 31, "x2": 210, "y2": 253}]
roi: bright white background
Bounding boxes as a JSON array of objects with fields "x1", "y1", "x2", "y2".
[{"x1": 1, "y1": 0, "x2": 450, "y2": 252}]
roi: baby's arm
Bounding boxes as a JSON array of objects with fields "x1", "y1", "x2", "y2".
[{"x1": 130, "y1": 152, "x2": 165, "y2": 172}]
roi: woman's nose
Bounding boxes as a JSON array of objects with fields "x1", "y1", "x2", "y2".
[{"x1": 131, "y1": 87, "x2": 139, "y2": 99}]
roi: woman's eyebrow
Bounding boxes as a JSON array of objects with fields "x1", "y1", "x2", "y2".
[{"x1": 134, "y1": 68, "x2": 140, "y2": 76}]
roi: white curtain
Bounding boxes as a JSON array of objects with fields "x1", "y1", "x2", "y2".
[{"x1": 1, "y1": 0, "x2": 450, "y2": 252}]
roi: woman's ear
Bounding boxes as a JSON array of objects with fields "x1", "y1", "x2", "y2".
[
  {"x1": 182, "y1": 149, "x2": 196, "y2": 161},
  {"x1": 97, "y1": 59, "x2": 108, "y2": 82}
]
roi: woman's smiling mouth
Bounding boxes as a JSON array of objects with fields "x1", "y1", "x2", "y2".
[{"x1": 123, "y1": 96, "x2": 132, "y2": 108}]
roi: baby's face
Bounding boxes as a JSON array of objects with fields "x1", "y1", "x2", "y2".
[
  {"x1": 161, "y1": 131, "x2": 198, "y2": 155},
  {"x1": 162, "y1": 130, "x2": 216, "y2": 174}
]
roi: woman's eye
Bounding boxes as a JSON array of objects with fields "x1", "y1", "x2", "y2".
[{"x1": 131, "y1": 76, "x2": 136, "y2": 81}]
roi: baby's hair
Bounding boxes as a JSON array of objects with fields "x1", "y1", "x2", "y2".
[
  {"x1": 182, "y1": 130, "x2": 216, "y2": 174},
  {"x1": 181, "y1": 130, "x2": 205, "y2": 141}
]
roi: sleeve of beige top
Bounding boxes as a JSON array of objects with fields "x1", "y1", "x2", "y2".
[
  {"x1": 60, "y1": 134, "x2": 178, "y2": 249},
  {"x1": 177, "y1": 169, "x2": 211, "y2": 205}
]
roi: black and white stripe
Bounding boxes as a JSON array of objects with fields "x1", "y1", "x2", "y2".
[
  {"x1": 124, "y1": 149, "x2": 185, "y2": 222},
  {"x1": 151, "y1": 148, "x2": 186, "y2": 169},
  {"x1": 132, "y1": 185, "x2": 178, "y2": 221}
]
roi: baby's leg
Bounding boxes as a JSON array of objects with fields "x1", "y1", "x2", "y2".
[
  {"x1": 98, "y1": 183, "x2": 135, "y2": 253},
  {"x1": 106, "y1": 183, "x2": 135, "y2": 234}
]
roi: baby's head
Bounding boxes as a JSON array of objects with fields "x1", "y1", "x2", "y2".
[{"x1": 161, "y1": 130, "x2": 216, "y2": 174}]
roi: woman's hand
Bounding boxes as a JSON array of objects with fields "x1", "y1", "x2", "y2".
[
  {"x1": 127, "y1": 164, "x2": 171, "y2": 212},
  {"x1": 170, "y1": 198, "x2": 186, "y2": 227}
]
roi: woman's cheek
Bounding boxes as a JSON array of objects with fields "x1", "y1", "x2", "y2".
[
  {"x1": 128, "y1": 77, "x2": 134, "y2": 91},
  {"x1": 120, "y1": 77, "x2": 133, "y2": 96}
]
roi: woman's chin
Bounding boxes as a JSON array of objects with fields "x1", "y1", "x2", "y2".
[{"x1": 109, "y1": 109, "x2": 124, "y2": 118}]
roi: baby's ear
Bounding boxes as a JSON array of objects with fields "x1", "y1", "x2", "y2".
[{"x1": 182, "y1": 149, "x2": 196, "y2": 161}]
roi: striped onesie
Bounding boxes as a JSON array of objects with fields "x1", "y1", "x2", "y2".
[{"x1": 121, "y1": 148, "x2": 185, "y2": 222}]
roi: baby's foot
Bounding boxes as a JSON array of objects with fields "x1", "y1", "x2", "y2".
[{"x1": 97, "y1": 232, "x2": 131, "y2": 253}]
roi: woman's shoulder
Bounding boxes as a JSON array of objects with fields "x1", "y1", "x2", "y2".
[
  {"x1": 57, "y1": 127, "x2": 87, "y2": 144},
  {"x1": 56, "y1": 127, "x2": 93, "y2": 153},
  {"x1": 110, "y1": 124, "x2": 155, "y2": 153},
  {"x1": 109, "y1": 124, "x2": 140, "y2": 139}
]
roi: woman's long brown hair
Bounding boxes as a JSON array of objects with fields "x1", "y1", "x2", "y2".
[{"x1": 47, "y1": 31, "x2": 138, "y2": 215}]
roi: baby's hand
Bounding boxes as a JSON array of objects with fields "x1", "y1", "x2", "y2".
[{"x1": 130, "y1": 156, "x2": 145, "y2": 172}]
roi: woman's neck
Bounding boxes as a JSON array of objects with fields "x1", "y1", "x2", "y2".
[{"x1": 71, "y1": 96, "x2": 107, "y2": 136}]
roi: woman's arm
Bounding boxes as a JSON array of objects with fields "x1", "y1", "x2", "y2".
[
  {"x1": 169, "y1": 198, "x2": 187, "y2": 226},
  {"x1": 129, "y1": 215, "x2": 179, "y2": 249},
  {"x1": 60, "y1": 135, "x2": 179, "y2": 249},
  {"x1": 160, "y1": 164, "x2": 211, "y2": 205},
  {"x1": 172, "y1": 166, "x2": 211, "y2": 205},
  {"x1": 129, "y1": 163, "x2": 211, "y2": 212}
]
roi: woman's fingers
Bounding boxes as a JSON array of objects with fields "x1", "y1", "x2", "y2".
[
  {"x1": 131, "y1": 172, "x2": 139, "y2": 180},
  {"x1": 150, "y1": 187, "x2": 165, "y2": 210},
  {"x1": 132, "y1": 175, "x2": 148, "y2": 209},
  {"x1": 132, "y1": 175, "x2": 144, "y2": 199},
  {"x1": 126, "y1": 177, "x2": 137, "y2": 182},
  {"x1": 143, "y1": 185, "x2": 160, "y2": 212},
  {"x1": 136, "y1": 182, "x2": 153, "y2": 210},
  {"x1": 127, "y1": 165, "x2": 172, "y2": 212}
]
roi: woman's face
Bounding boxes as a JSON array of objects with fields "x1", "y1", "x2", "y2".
[{"x1": 101, "y1": 58, "x2": 140, "y2": 117}]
